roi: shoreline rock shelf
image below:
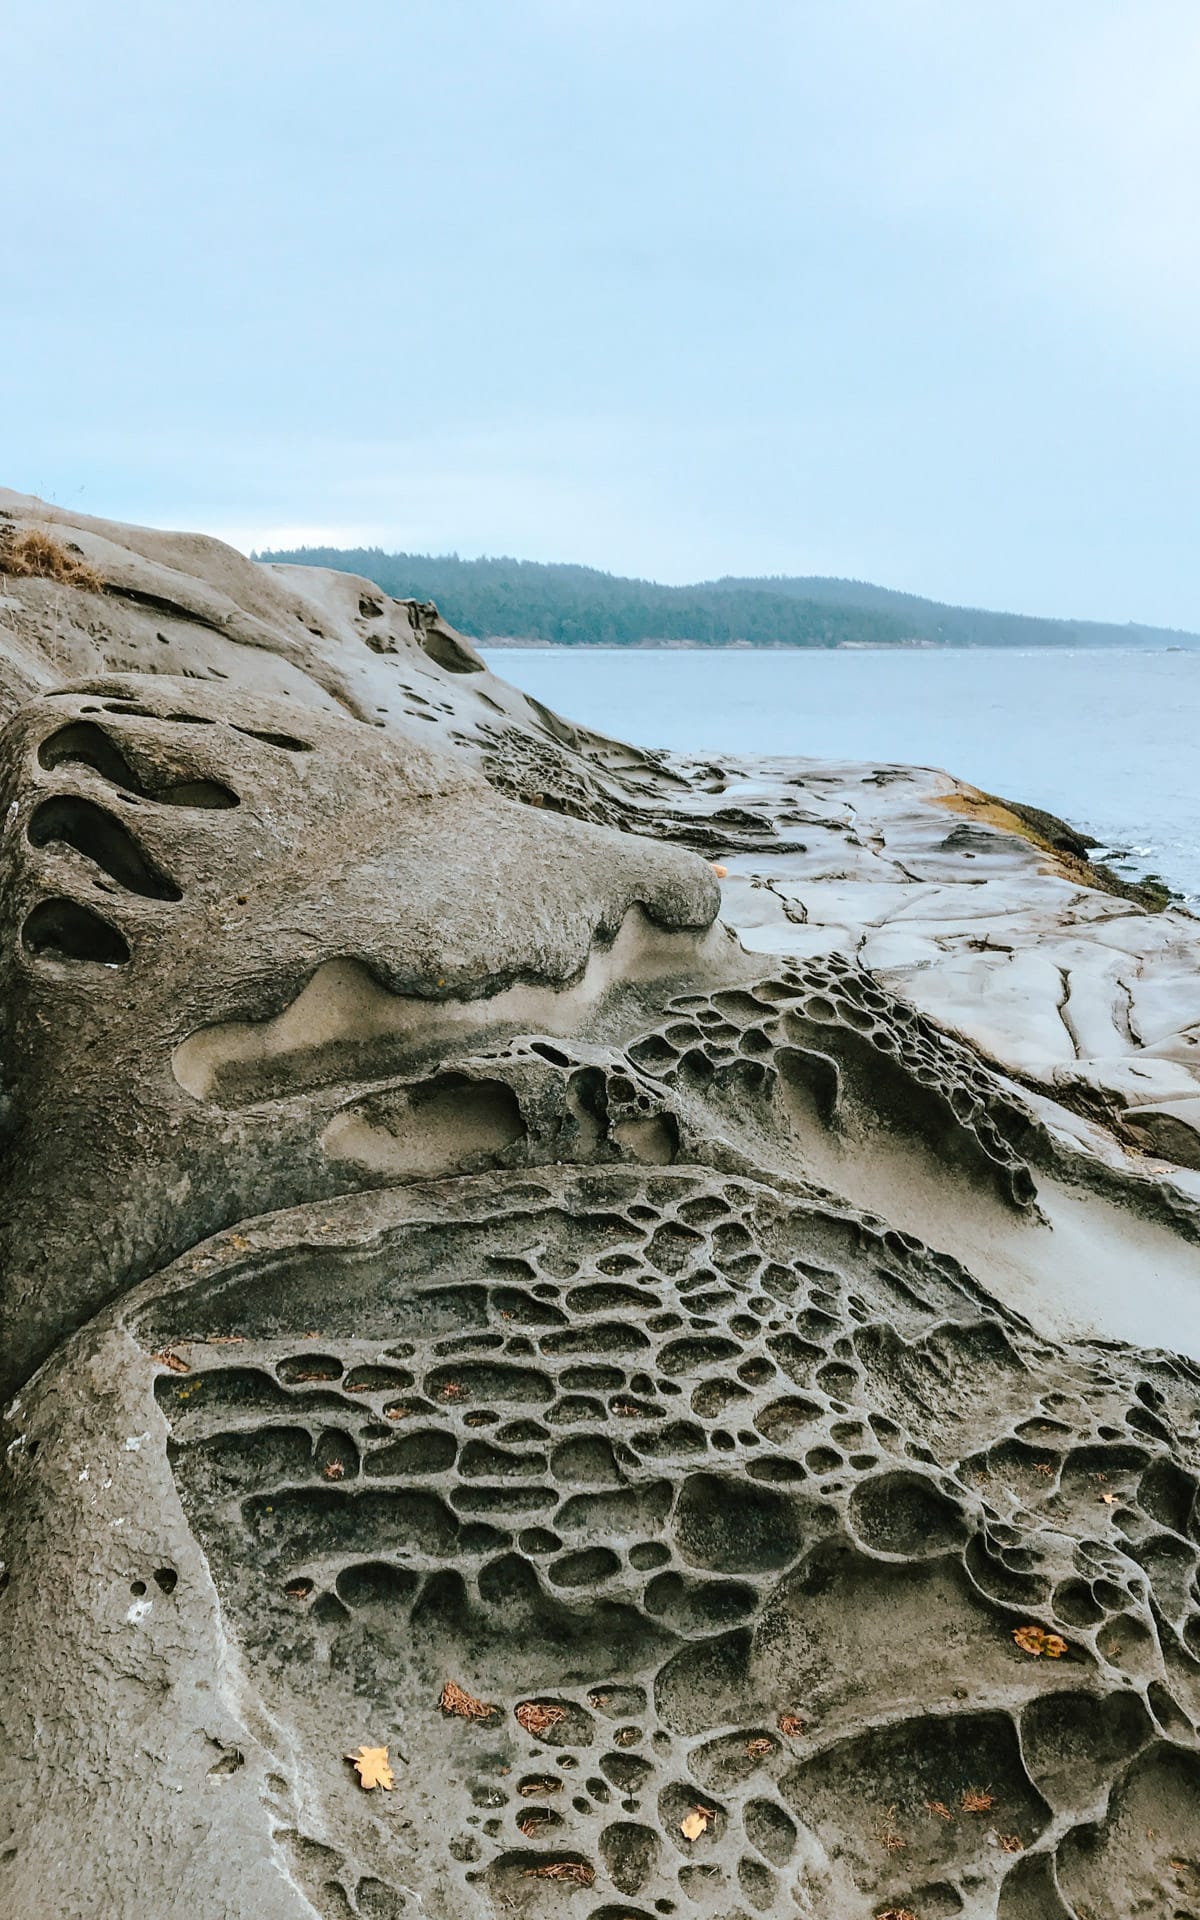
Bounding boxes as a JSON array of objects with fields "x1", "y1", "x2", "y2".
[{"x1": 1, "y1": 488, "x2": 1198, "y2": 1918}]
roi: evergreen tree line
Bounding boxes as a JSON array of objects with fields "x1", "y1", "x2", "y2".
[{"x1": 256, "y1": 548, "x2": 1197, "y2": 650}]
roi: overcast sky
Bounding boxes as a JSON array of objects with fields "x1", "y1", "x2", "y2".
[{"x1": 5, "y1": 1, "x2": 1200, "y2": 625}]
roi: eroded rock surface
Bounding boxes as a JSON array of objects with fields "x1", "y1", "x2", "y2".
[{"x1": 1, "y1": 490, "x2": 1200, "y2": 1919}]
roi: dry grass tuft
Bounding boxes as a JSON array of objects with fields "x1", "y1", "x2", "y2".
[
  {"x1": 440, "y1": 1678, "x2": 496, "y2": 1721},
  {"x1": 515, "y1": 1700, "x2": 567, "y2": 1738},
  {"x1": 961, "y1": 1786, "x2": 996, "y2": 1813},
  {"x1": 874, "y1": 1805, "x2": 907, "y2": 1853},
  {"x1": 522, "y1": 1860, "x2": 595, "y2": 1885},
  {"x1": 0, "y1": 526, "x2": 104, "y2": 592}
]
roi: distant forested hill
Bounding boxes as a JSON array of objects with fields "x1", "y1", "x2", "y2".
[
  {"x1": 256, "y1": 548, "x2": 1199, "y2": 650},
  {"x1": 704, "y1": 574, "x2": 1197, "y2": 650}
]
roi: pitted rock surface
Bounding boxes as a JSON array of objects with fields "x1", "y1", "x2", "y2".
[{"x1": 1, "y1": 492, "x2": 1200, "y2": 1919}]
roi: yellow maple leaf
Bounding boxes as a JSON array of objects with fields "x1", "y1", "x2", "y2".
[{"x1": 347, "y1": 1745, "x2": 393, "y2": 1790}]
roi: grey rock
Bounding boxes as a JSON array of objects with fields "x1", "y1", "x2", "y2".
[{"x1": 1, "y1": 492, "x2": 1199, "y2": 1919}]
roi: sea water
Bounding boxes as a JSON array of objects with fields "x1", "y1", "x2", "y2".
[{"x1": 484, "y1": 647, "x2": 1200, "y2": 905}]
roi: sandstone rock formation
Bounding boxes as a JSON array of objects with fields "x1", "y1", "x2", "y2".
[{"x1": 1, "y1": 489, "x2": 1199, "y2": 1919}]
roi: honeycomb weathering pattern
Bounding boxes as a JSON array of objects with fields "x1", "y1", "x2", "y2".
[
  {"x1": 138, "y1": 1160, "x2": 1200, "y2": 1920},
  {"x1": 0, "y1": 496, "x2": 1198, "y2": 1919}
]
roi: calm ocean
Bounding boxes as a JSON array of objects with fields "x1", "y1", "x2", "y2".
[{"x1": 484, "y1": 647, "x2": 1200, "y2": 905}]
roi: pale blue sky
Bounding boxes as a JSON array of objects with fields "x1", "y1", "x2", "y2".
[{"x1": 5, "y1": 1, "x2": 1200, "y2": 624}]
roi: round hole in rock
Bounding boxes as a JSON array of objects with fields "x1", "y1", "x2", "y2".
[
  {"x1": 674, "y1": 1472, "x2": 806, "y2": 1573},
  {"x1": 277, "y1": 1353, "x2": 344, "y2": 1384},
  {"x1": 848, "y1": 1470, "x2": 966, "y2": 1557},
  {"x1": 629, "y1": 1541, "x2": 670, "y2": 1571},
  {"x1": 335, "y1": 1561, "x2": 420, "y2": 1609},
  {"x1": 160, "y1": 780, "x2": 239, "y2": 809},
  {"x1": 22, "y1": 897, "x2": 130, "y2": 966},
  {"x1": 27, "y1": 795, "x2": 181, "y2": 900},
  {"x1": 600, "y1": 1821, "x2": 661, "y2": 1897},
  {"x1": 549, "y1": 1546, "x2": 621, "y2": 1589},
  {"x1": 1053, "y1": 1579, "x2": 1105, "y2": 1628},
  {"x1": 37, "y1": 719, "x2": 140, "y2": 784},
  {"x1": 232, "y1": 726, "x2": 313, "y2": 752}
]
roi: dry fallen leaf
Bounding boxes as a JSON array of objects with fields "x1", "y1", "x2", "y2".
[
  {"x1": 680, "y1": 1806, "x2": 715, "y2": 1841},
  {"x1": 522, "y1": 1862, "x2": 595, "y2": 1886},
  {"x1": 346, "y1": 1745, "x2": 393, "y2": 1791},
  {"x1": 515, "y1": 1701, "x2": 567, "y2": 1738},
  {"x1": 998, "y1": 1832, "x2": 1024, "y2": 1853},
  {"x1": 926, "y1": 1799, "x2": 954, "y2": 1821},
  {"x1": 876, "y1": 1909, "x2": 919, "y2": 1920},
  {"x1": 1100, "y1": 1492, "x2": 1118, "y2": 1505},
  {"x1": 745, "y1": 1737, "x2": 774, "y2": 1761},
  {"x1": 153, "y1": 1350, "x2": 190, "y2": 1374},
  {"x1": 440, "y1": 1679, "x2": 495, "y2": 1721},
  {"x1": 711, "y1": 863, "x2": 729, "y2": 879},
  {"x1": 322, "y1": 1460, "x2": 346, "y2": 1480},
  {"x1": 1013, "y1": 1624, "x2": 1068, "y2": 1658},
  {"x1": 518, "y1": 1776, "x2": 561, "y2": 1797},
  {"x1": 777, "y1": 1712, "x2": 807, "y2": 1738}
]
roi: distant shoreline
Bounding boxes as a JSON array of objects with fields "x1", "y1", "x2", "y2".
[
  {"x1": 478, "y1": 639, "x2": 1200, "y2": 653},
  {"x1": 262, "y1": 549, "x2": 1200, "y2": 652}
]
